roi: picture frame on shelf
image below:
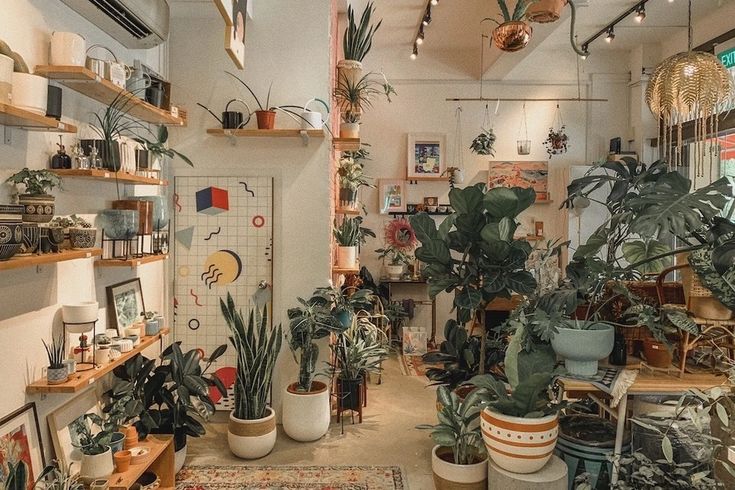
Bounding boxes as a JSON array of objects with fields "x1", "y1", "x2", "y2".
[
  {"x1": 47, "y1": 390, "x2": 99, "y2": 472},
  {"x1": 378, "y1": 179, "x2": 406, "y2": 214},
  {"x1": 488, "y1": 161, "x2": 549, "y2": 201},
  {"x1": 0, "y1": 402, "x2": 44, "y2": 490},
  {"x1": 106, "y1": 278, "x2": 146, "y2": 335},
  {"x1": 407, "y1": 133, "x2": 446, "y2": 180},
  {"x1": 225, "y1": 0, "x2": 248, "y2": 69},
  {"x1": 423, "y1": 197, "x2": 438, "y2": 207}
]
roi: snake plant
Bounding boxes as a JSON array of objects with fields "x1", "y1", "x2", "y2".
[
  {"x1": 343, "y1": 2, "x2": 382, "y2": 62},
  {"x1": 221, "y1": 293, "x2": 282, "y2": 420}
]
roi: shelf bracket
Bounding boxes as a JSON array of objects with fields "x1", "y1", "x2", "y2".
[
  {"x1": 299, "y1": 130, "x2": 310, "y2": 146},
  {"x1": 3, "y1": 126, "x2": 11, "y2": 145}
]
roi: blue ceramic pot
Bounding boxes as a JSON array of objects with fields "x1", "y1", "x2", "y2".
[
  {"x1": 550, "y1": 321, "x2": 614, "y2": 376},
  {"x1": 335, "y1": 310, "x2": 353, "y2": 329},
  {"x1": 97, "y1": 209, "x2": 138, "y2": 240}
]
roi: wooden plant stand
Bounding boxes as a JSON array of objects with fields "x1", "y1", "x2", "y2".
[{"x1": 108, "y1": 435, "x2": 174, "y2": 490}]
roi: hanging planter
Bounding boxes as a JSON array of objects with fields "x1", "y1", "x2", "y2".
[
  {"x1": 544, "y1": 104, "x2": 568, "y2": 158},
  {"x1": 516, "y1": 102, "x2": 531, "y2": 156},
  {"x1": 526, "y1": 0, "x2": 568, "y2": 24},
  {"x1": 485, "y1": 1, "x2": 535, "y2": 52},
  {"x1": 470, "y1": 103, "x2": 497, "y2": 156}
]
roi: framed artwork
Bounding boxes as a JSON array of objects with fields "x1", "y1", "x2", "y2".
[
  {"x1": 106, "y1": 278, "x2": 146, "y2": 334},
  {"x1": 213, "y1": 0, "x2": 234, "y2": 25},
  {"x1": 488, "y1": 161, "x2": 549, "y2": 201},
  {"x1": 0, "y1": 403, "x2": 44, "y2": 490},
  {"x1": 423, "y1": 197, "x2": 438, "y2": 207},
  {"x1": 225, "y1": 0, "x2": 248, "y2": 69},
  {"x1": 378, "y1": 179, "x2": 406, "y2": 214},
  {"x1": 407, "y1": 133, "x2": 446, "y2": 179},
  {"x1": 47, "y1": 390, "x2": 100, "y2": 472}
]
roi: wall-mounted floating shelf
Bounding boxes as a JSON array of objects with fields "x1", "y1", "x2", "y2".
[
  {"x1": 534, "y1": 200, "x2": 554, "y2": 205},
  {"x1": 96, "y1": 254, "x2": 169, "y2": 268},
  {"x1": 0, "y1": 248, "x2": 101, "y2": 272},
  {"x1": 332, "y1": 266, "x2": 360, "y2": 275},
  {"x1": 27, "y1": 329, "x2": 169, "y2": 394},
  {"x1": 335, "y1": 207, "x2": 360, "y2": 215},
  {"x1": 524, "y1": 235, "x2": 546, "y2": 241},
  {"x1": 407, "y1": 177, "x2": 450, "y2": 183},
  {"x1": 51, "y1": 169, "x2": 167, "y2": 186},
  {"x1": 34, "y1": 66, "x2": 185, "y2": 126},
  {"x1": 332, "y1": 137, "x2": 360, "y2": 151},
  {"x1": 0, "y1": 103, "x2": 77, "y2": 133},
  {"x1": 206, "y1": 128, "x2": 324, "y2": 146}
]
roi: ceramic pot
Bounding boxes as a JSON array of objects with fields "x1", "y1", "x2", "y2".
[
  {"x1": 62, "y1": 301, "x2": 99, "y2": 326},
  {"x1": 19, "y1": 223, "x2": 39, "y2": 255},
  {"x1": 18, "y1": 194, "x2": 55, "y2": 223},
  {"x1": 113, "y1": 200, "x2": 153, "y2": 235},
  {"x1": 340, "y1": 122, "x2": 360, "y2": 139},
  {"x1": 227, "y1": 407, "x2": 277, "y2": 459},
  {"x1": 0, "y1": 221, "x2": 22, "y2": 245},
  {"x1": 11, "y1": 72, "x2": 48, "y2": 115},
  {"x1": 432, "y1": 446, "x2": 487, "y2": 490},
  {"x1": 97, "y1": 209, "x2": 138, "y2": 240},
  {"x1": 335, "y1": 309, "x2": 353, "y2": 329},
  {"x1": 492, "y1": 21, "x2": 533, "y2": 52},
  {"x1": 69, "y1": 227, "x2": 97, "y2": 249},
  {"x1": 39, "y1": 226, "x2": 64, "y2": 253},
  {"x1": 255, "y1": 110, "x2": 276, "y2": 129},
  {"x1": 47, "y1": 366, "x2": 68, "y2": 385},
  {"x1": 337, "y1": 59, "x2": 363, "y2": 86},
  {"x1": 80, "y1": 447, "x2": 114, "y2": 479},
  {"x1": 642, "y1": 339, "x2": 673, "y2": 368},
  {"x1": 113, "y1": 450, "x2": 131, "y2": 473},
  {"x1": 129, "y1": 196, "x2": 169, "y2": 231},
  {"x1": 109, "y1": 431, "x2": 125, "y2": 453},
  {"x1": 550, "y1": 322, "x2": 615, "y2": 376},
  {"x1": 338, "y1": 377, "x2": 362, "y2": 411},
  {"x1": 144, "y1": 319, "x2": 160, "y2": 336},
  {"x1": 0, "y1": 54, "x2": 12, "y2": 104},
  {"x1": 95, "y1": 345, "x2": 111, "y2": 366},
  {"x1": 481, "y1": 408, "x2": 558, "y2": 474},
  {"x1": 386, "y1": 264, "x2": 403, "y2": 280},
  {"x1": 174, "y1": 442, "x2": 187, "y2": 474},
  {"x1": 0, "y1": 243, "x2": 20, "y2": 260},
  {"x1": 336, "y1": 246, "x2": 357, "y2": 269},
  {"x1": 526, "y1": 0, "x2": 567, "y2": 23},
  {"x1": 50, "y1": 32, "x2": 86, "y2": 66},
  {"x1": 124, "y1": 425, "x2": 139, "y2": 450},
  {"x1": 338, "y1": 187, "x2": 358, "y2": 210},
  {"x1": 283, "y1": 381, "x2": 331, "y2": 442}
]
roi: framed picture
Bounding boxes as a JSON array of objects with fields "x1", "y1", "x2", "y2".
[
  {"x1": 423, "y1": 197, "x2": 438, "y2": 207},
  {"x1": 407, "y1": 133, "x2": 446, "y2": 180},
  {"x1": 106, "y1": 278, "x2": 146, "y2": 334},
  {"x1": 488, "y1": 161, "x2": 549, "y2": 201},
  {"x1": 47, "y1": 390, "x2": 100, "y2": 472},
  {"x1": 0, "y1": 403, "x2": 44, "y2": 490},
  {"x1": 213, "y1": 0, "x2": 234, "y2": 26},
  {"x1": 225, "y1": 0, "x2": 248, "y2": 69},
  {"x1": 378, "y1": 179, "x2": 406, "y2": 214}
]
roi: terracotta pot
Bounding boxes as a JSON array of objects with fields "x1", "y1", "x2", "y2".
[
  {"x1": 492, "y1": 21, "x2": 533, "y2": 52},
  {"x1": 114, "y1": 450, "x2": 131, "y2": 473},
  {"x1": 112, "y1": 200, "x2": 153, "y2": 235},
  {"x1": 432, "y1": 446, "x2": 487, "y2": 490},
  {"x1": 526, "y1": 0, "x2": 567, "y2": 23},
  {"x1": 340, "y1": 122, "x2": 360, "y2": 139},
  {"x1": 642, "y1": 339, "x2": 673, "y2": 368},
  {"x1": 255, "y1": 110, "x2": 276, "y2": 129}
]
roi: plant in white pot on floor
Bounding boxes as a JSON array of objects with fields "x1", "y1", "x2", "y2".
[
  {"x1": 284, "y1": 292, "x2": 345, "y2": 442},
  {"x1": 337, "y1": 154, "x2": 372, "y2": 210},
  {"x1": 418, "y1": 386, "x2": 488, "y2": 490},
  {"x1": 339, "y1": 2, "x2": 382, "y2": 84},
  {"x1": 333, "y1": 216, "x2": 374, "y2": 270},
  {"x1": 221, "y1": 293, "x2": 282, "y2": 459}
]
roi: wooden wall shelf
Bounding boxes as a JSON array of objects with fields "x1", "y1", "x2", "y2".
[
  {"x1": 0, "y1": 249, "x2": 101, "y2": 271},
  {"x1": 207, "y1": 128, "x2": 324, "y2": 138},
  {"x1": 332, "y1": 267, "x2": 360, "y2": 274},
  {"x1": 109, "y1": 435, "x2": 174, "y2": 490},
  {"x1": 335, "y1": 207, "x2": 360, "y2": 215},
  {"x1": 96, "y1": 254, "x2": 169, "y2": 268},
  {"x1": 332, "y1": 137, "x2": 360, "y2": 151},
  {"x1": 27, "y1": 329, "x2": 169, "y2": 394},
  {"x1": 34, "y1": 66, "x2": 185, "y2": 126},
  {"x1": 0, "y1": 103, "x2": 77, "y2": 133},
  {"x1": 51, "y1": 169, "x2": 167, "y2": 186}
]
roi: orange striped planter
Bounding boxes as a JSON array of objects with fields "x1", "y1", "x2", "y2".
[{"x1": 480, "y1": 408, "x2": 558, "y2": 474}]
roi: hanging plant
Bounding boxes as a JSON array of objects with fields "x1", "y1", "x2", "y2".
[
  {"x1": 544, "y1": 104, "x2": 568, "y2": 158},
  {"x1": 470, "y1": 103, "x2": 498, "y2": 156},
  {"x1": 517, "y1": 102, "x2": 530, "y2": 156}
]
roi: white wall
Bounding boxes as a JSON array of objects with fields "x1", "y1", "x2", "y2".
[{"x1": 0, "y1": 0, "x2": 168, "y2": 459}]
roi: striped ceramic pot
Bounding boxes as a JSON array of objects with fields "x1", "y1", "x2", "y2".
[
  {"x1": 227, "y1": 407, "x2": 276, "y2": 459},
  {"x1": 481, "y1": 408, "x2": 558, "y2": 474}
]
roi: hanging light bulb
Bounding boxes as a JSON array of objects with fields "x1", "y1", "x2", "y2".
[
  {"x1": 635, "y1": 4, "x2": 646, "y2": 22},
  {"x1": 416, "y1": 27, "x2": 425, "y2": 45},
  {"x1": 431, "y1": 0, "x2": 439, "y2": 5},
  {"x1": 410, "y1": 44, "x2": 418, "y2": 60},
  {"x1": 605, "y1": 27, "x2": 615, "y2": 43}
]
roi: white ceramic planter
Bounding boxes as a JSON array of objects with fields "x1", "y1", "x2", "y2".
[
  {"x1": 336, "y1": 246, "x2": 357, "y2": 269},
  {"x1": 385, "y1": 264, "x2": 403, "y2": 280},
  {"x1": 11, "y1": 73, "x2": 48, "y2": 115},
  {"x1": 0, "y1": 54, "x2": 12, "y2": 104},
  {"x1": 228, "y1": 408, "x2": 276, "y2": 459},
  {"x1": 431, "y1": 446, "x2": 487, "y2": 490},
  {"x1": 174, "y1": 443, "x2": 187, "y2": 473},
  {"x1": 80, "y1": 447, "x2": 114, "y2": 479},
  {"x1": 550, "y1": 322, "x2": 614, "y2": 376},
  {"x1": 481, "y1": 409, "x2": 558, "y2": 474},
  {"x1": 340, "y1": 122, "x2": 360, "y2": 139},
  {"x1": 62, "y1": 301, "x2": 99, "y2": 327},
  {"x1": 50, "y1": 32, "x2": 86, "y2": 66},
  {"x1": 283, "y1": 381, "x2": 331, "y2": 442}
]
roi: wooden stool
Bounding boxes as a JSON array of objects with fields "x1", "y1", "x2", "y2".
[{"x1": 488, "y1": 456, "x2": 567, "y2": 490}]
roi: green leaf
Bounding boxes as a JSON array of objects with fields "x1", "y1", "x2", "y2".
[
  {"x1": 449, "y1": 185, "x2": 484, "y2": 215},
  {"x1": 716, "y1": 402, "x2": 729, "y2": 427},
  {"x1": 484, "y1": 187, "x2": 535, "y2": 219},
  {"x1": 622, "y1": 239, "x2": 672, "y2": 274},
  {"x1": 506, "y1": 271, "x2": 537, "y2": 294},
  {"x1": 410, "y1": 213, "x2": 438, "y2": 243},
  {"x1": 661, "y1": 435, "x2": 674, "y2": 463},
  {"x1": 455, "y1": 288, "x2": 483, "y2": 311}
]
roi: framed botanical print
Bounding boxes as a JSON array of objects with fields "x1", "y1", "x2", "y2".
[
  {"x1": 106, "y1": 278, "x2": 146, "y2": 334},
  {"x1": 47, "y1": 390, "x2": 99, "y2": 472},
  {"x1": 407, "y1": 133, "x2": 446, "y2": 180},
  {"x1": 0, "y1": 403, "x2": 44, "y2": 490},
  {"x1": 378, "y1": 179, "x2": 407, "y2": 214},
  {"x1": 225, "y1": 0, "x2": 248, "y2": 69}
]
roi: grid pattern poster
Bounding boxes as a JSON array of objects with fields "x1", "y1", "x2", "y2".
[{"x1": 174, "y1": 176, "x2": 273, "y2": 410}]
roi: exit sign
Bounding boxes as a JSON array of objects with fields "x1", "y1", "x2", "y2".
[{"x1": 720, "y1": 47, "x2": 735, "y2": 69}]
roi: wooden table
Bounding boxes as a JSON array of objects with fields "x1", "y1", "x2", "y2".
[
  {"x1": 558, "y1": 370, "x2": 728, "y2": 483},
  {"x1": 382, "y1": 278, "x2": 437, "y2": 347}
]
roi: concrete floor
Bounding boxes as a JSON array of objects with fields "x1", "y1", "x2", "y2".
[{"x1": 187, "y1": 354, "x2": 439, "y2": 489}]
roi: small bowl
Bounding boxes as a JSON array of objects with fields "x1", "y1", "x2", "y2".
[{"x1": 129, "y1": 446, "x2": 151, "y2": 464}]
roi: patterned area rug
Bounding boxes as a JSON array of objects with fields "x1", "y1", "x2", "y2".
[
  {"x1": 176, "y1": 465, "x2": 405, "y2": 490},
  {"x1": 398, "y1": 353, "x2": 440, "y2": 376}
]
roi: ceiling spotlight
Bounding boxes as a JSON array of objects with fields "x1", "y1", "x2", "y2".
[
  {"x1": 635, "y1": 5, "x2": 646, "y2": 22},
  {"x1": 416, "y1": 28, "x2": 425, "y2": 45},
  {"x1": 580, "y1": 44, "x2": 589, "y2": 59},
  {"x1": 410, "y1": 44, "x2": 418, "y2": 60},
  {"x1": 431, "y1": 0, "x2": 439, "y2": 5},
  {"x1": 423, "y1": 6, "x2": 432, "y2": 25},
  {"x1": 605, "y1": 27, "x2": 615, "y2": 43}
]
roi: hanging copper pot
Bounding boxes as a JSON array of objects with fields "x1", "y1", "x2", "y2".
[
  {"x1": 526, "y1": 0, "x2": 567, "y2": 24},
  {"x1": 492, "y1": 21, "x2": 533, "y2": 52}
]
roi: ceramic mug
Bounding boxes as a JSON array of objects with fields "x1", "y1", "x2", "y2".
[
  {"x1": 50, "y1": 32, "x2": 86, "y2": 66},
  {"x1": 94, "y1": 346, "x2": 110, "y2": 366}
]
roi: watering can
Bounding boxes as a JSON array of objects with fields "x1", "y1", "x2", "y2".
[
  {"x1": 197, "y1": 99, "x2": 251, "y2": 129},
  {"x1": 300, "y1": 98, "x2": 329, "y2": 130}
]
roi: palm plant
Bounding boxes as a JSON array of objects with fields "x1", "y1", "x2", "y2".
[
  {"x1": 343, "y1": 2, "x2": 382, "y2": 62},
  {"x1": 220, "y1": 293, "x2": 282, "y2": 421},
  {"x1": 333, "y1": 71, "x2": 385, "y2": 118},
  {"x1": 333, "y1": 216, "x2": 374, "y2": 247}
]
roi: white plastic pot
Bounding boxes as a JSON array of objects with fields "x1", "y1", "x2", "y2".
[
  {"x1": 431, "y1": 446, "x2": 487, "y2": 490},
  {"x1": 0, "y1": 54, "x2": 12, "y2": 104},
  {"x1": 80, "y1": 447, "x2": 114, "y2": 479},
  {"x1": 340, "y1": 122, "x2": 360, "y2": 139},
  {"x1": 50, "y1": 32, "x2": 86, "y2": 66},
  {"x1": 11, "y1": 73, "x2": 48, "y2": 115},
  {"x1": 336, "y1": 246, "x2": 357, "y2": 269},
  {"x1": 385, "y1": 264, "x2": 403, "y2": 280},
  {"x1": 283, "y1": 381, "x2": 331, "y2": 442},
  {"x1": 62, "y1": 301, "x2": 99, "y2": 327},
  {"x1": 228, "y1": 408, "x2": 276, "y2": 459}
]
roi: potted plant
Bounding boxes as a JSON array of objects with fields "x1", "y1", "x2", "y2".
[
  {"x1": 337, "y1": 154, "x2": 372, "y2": 210},
  {"x1": 333, "y1": 71, "x2": 393, "y2": 136},
  {"x1": 6, "y1": 168, "x2": 62, "y2": 223},
  {"x1": 543, "y1": 125, "x2": 568, "y2": 157},
  {"x1": 417, "y1": 386, "x2": 488, "y2": 490},
  {"x1": 283, "y1": 292, "x2": 345, "y2": 442},
  {"x1": 485, "y1": 1, "x2": 536, "y2": 52},
  {"x1": 141, "y1": 311, "x2": 160, "y2": 336},
  {"x1": 376, "y1": 245, "x2": 412, "y2": 279},
  {"x1": 133, "y1": 124, "x2": 194, "y2": 169},
  {"x1": 221, "y1": 293, "x2": 282, "y2": 459},
  {"x1": 43, "y1": 335, "x2": 67, "y2": 385},
  {"x1": 339, "y1": 2, "x2": 382, "y2": 84},
  {"x1": 470, "y1": 128, "x2": 496, "y2": 156},
  {"x1": 378, "y1": 218, "x2": 417, "y2": 279},
  {"x1": 333, "y1": 216, "x2": 375, "y2": 269},
  {"x1": 66, "y1": 215, "x2": 97, "y2": 250},
  {"x1": 340, "y1": 110, "x2": 360, "y2": 139},
  {"x1": 34, "y1": 461, "x2": 83, "y2": 490},
  {"x1": 72, "y1": 415, "x2": 114, "y2": 479},
  {"x1": 315, "y1": 285, "x2": 375, "y2": 328}
]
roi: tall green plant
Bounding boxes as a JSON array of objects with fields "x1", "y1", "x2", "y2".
[
  {"x1": 334, "y1": 216, "x2": 375, "y2": 246},
  {"x1": 220, "y1": 293, "x2": 282, "y2": 420},
  {"x1": 343, "y1": 2, "x2": 382, "y2": 62},
  {"x1": 328, "y1": 319, "x2": 388, "y2": 381}
]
